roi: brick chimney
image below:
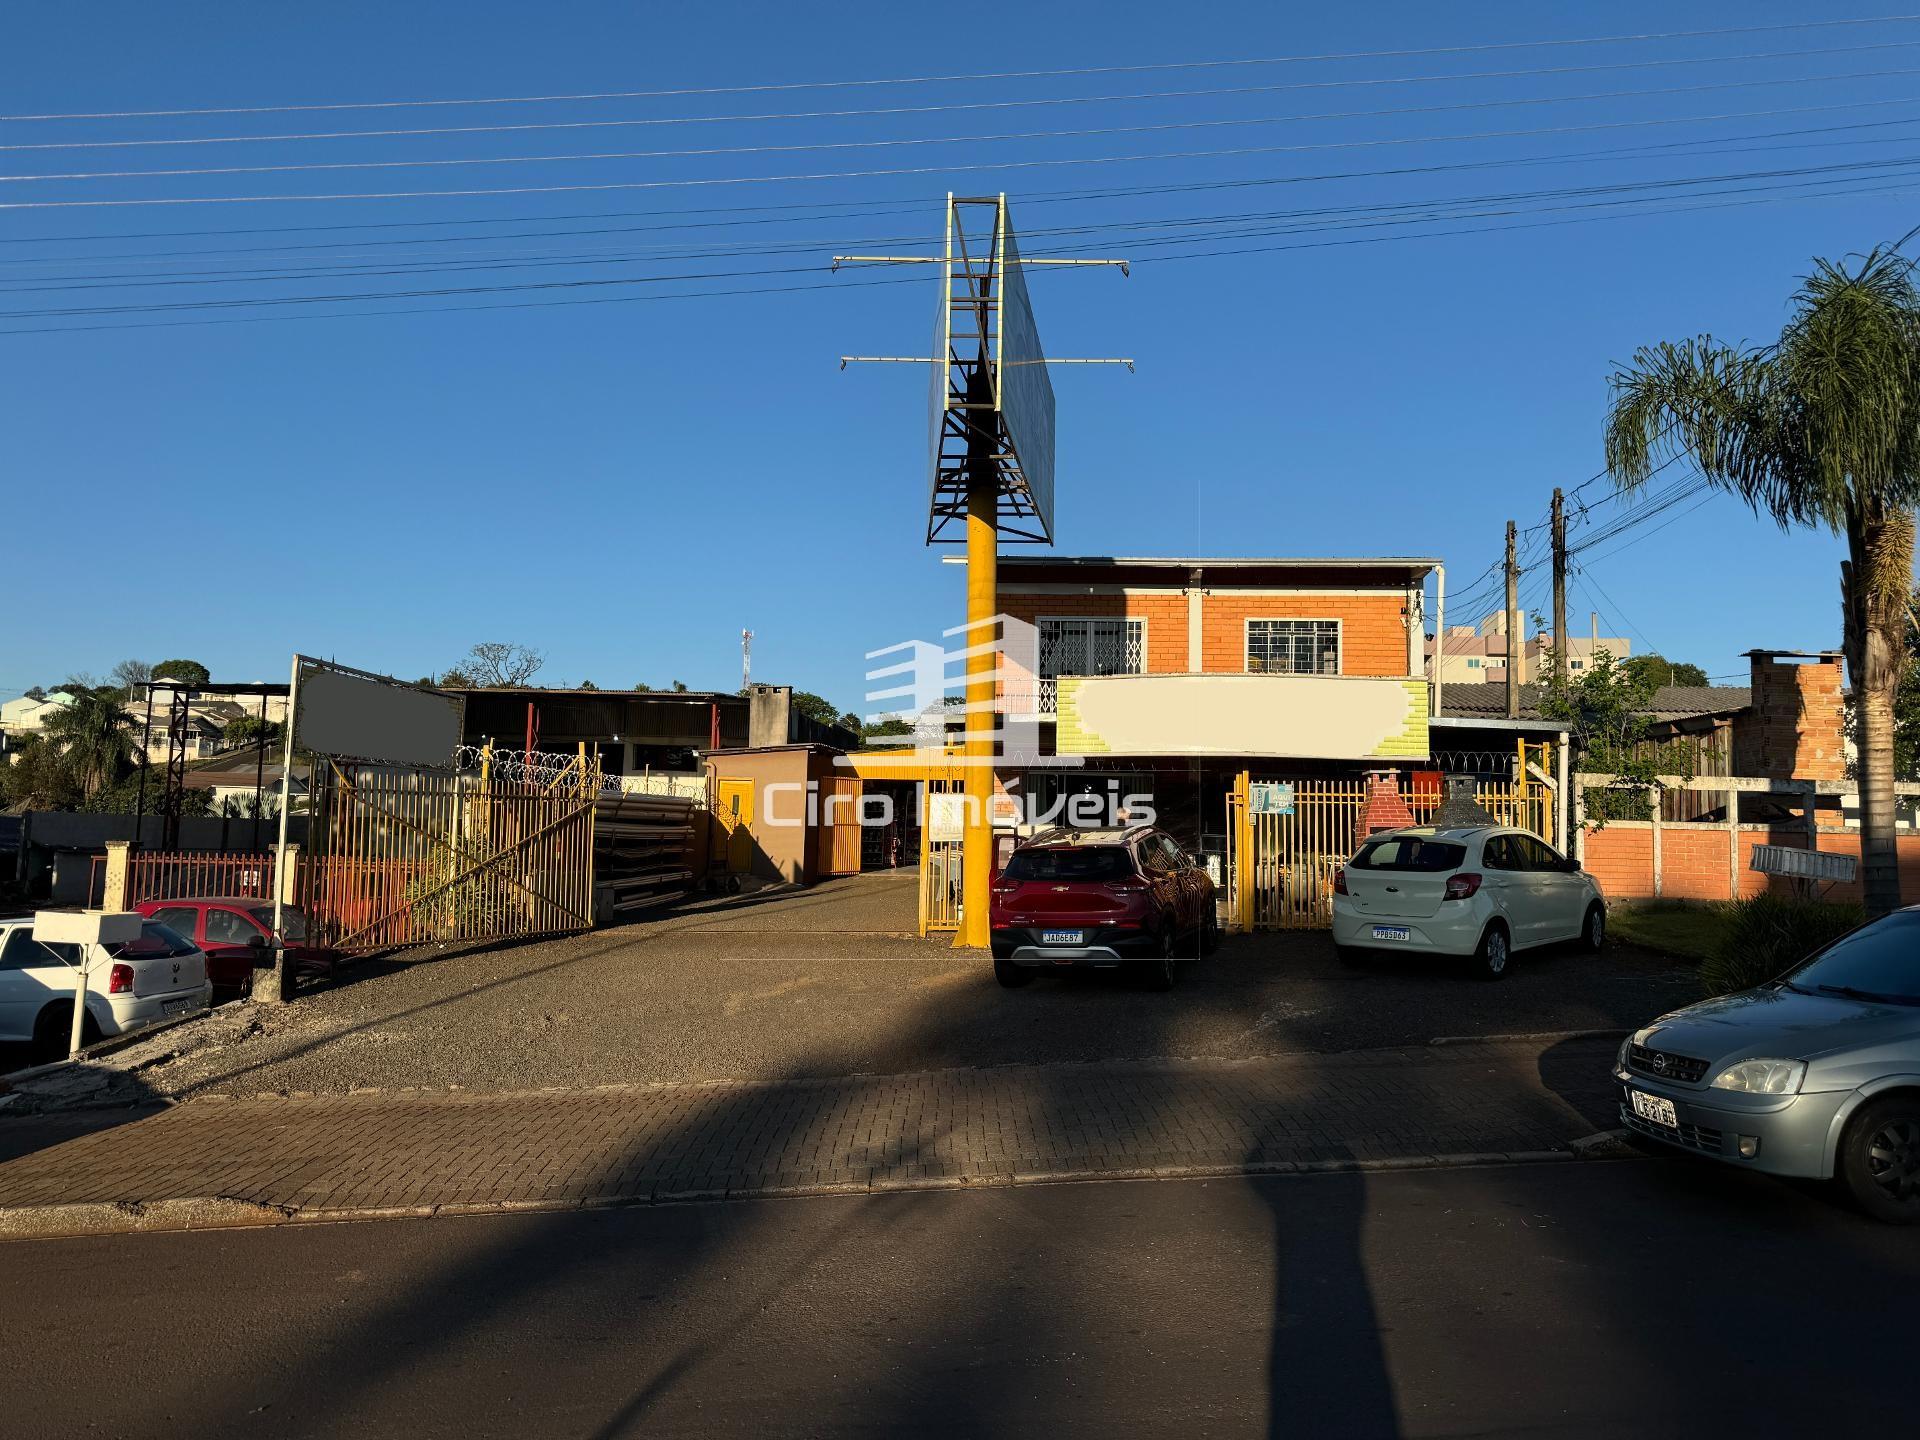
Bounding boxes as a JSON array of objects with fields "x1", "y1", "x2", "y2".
[
  {"x1": 1732, "y1": 651, "x2": 1846, "y2": 781},
  {"x1": 1355, "y1": 768, "x2": 1415, "y2": 845}
]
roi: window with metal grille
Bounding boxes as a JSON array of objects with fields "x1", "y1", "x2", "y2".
[
  {"x1": 1037, "y1": 617, "x2": 1144, "y2": 712},
  {"x1": 1246, "y1": 619, "x2": 1340, "y2": 674}
]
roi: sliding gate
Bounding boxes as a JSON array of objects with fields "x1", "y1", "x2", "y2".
[
  {"x1": 303, "y1": 758, "x2": 600, "y2": 952},
  {"x1": 1226, "y1": 777, "x2": 1554, "y2": 931}
]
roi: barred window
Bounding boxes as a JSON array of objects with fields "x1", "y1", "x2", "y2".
[
  {"x1": 1246, "y1": 619, "x2": 1340, "y2": 675},
  {"x1": 1037, "y1": 617, "x2": 1145, "y2": 712}
]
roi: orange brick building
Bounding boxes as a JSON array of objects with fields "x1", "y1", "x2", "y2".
[{"x1": 991, "y1": 555, "x2": 1436, "y2": 857}]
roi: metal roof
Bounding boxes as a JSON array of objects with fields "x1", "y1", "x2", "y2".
[
  {"x1": 1436, "y1": 682, "x2": 1751, "y2": 721},
  {"x1": 1001, "y1": 555, "x2": 1440, "y2": 570}
]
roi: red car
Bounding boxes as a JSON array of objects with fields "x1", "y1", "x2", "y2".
[
  {"x1": 132, "y1": 897, "x2": 337, "y2": 995},
  {"x1": 988, "y1": 826, "x2": 1218, "y2": 991}
]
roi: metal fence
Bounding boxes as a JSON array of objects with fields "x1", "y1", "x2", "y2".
[
  {"x1": 1227, "y1": 778, "x2": 1555, "y2": 931},
  {"x1": 89, "y1": 849, "x2": 279, "y2": 907},
  {"x1": 304, "y1": 760, "x2": 598, "y2": 952}
]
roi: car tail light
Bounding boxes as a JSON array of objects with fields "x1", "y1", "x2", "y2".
[
  {"x1": 108, "y1": 963, "x2": 135, "y2": 994},
  {"x1": 1443, "y1": 872, "x2": 1483, "y2": 901},
  {"x1": 1333, "y1": 866, "x2": 1348, "y2": 895}
]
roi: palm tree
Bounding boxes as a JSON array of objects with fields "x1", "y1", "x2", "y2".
[
  {"x1": 41, "y1": 682, "x2": 137, "y2": 802},
  {"x1": 1606, "y1": 246, "x2": 1920, "y2": 916}
]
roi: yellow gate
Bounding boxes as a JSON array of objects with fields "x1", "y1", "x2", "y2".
[
  {"x1": 919, "y1": 778, "x2": 963, "y2": 936},
  {"x1": 1227, "y1": 775, "x2": 1555, "y2": 931}
]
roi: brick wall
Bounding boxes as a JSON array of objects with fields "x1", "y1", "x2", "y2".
[
  {"x1": 1582, "y1": 822, "x2": 1920, "y2": 902},
  {"x1": 997, "y1": 586, "x2": 1413, "y2": 678},
  {"x1": 1731, "y1": 653, "x2": 1846, "y2": 781},
  {"x1": 1200, "y1": 592, "x2": 1410, "y2": 676},
  {"x1": 995, "y1": 592, "x2": 1187, "y2": 673}
]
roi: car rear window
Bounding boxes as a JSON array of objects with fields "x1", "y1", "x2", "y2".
[
  {"x1": 1349, "y1": 837, "x2": 1467, "y2": 872},
  {"x1": 107, "y1": 922, "x2": 200, "y2": 959},
  {"x1": 1001, "y1": 846, "x2": 1136, "y2": 882},
  {"x1": 251, "y1": 906, "x2": 308, "y2": 943}
]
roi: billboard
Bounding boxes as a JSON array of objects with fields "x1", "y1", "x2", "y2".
[
  {"x1": 996, "y1": 215, "x2": 1056, "y2": 539},
  {"x1": 1055, "y1": 674, "x2": 1430, "y2": 761},
  {"x1": 294, "y1": 663, "x2": 466, "y2": 769}
]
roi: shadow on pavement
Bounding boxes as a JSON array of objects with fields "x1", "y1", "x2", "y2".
[{"x1": 120, "y1": 885, "x2": 1413, "y2": 1437}]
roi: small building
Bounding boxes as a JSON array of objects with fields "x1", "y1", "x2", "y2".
[
  {"x1": 449, "y1": 683, "x2": 859, "y2": 780},
  {"x1": 703, "y1": 744, "x2": 865, "y2": 885}
]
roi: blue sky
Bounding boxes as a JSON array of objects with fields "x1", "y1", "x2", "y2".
[{"x1": 5, "y1": 1, "x2": 1913, "y2": 712}]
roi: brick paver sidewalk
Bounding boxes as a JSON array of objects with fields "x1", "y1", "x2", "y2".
[{"x1": 0, "y1": 1037, "x2": 1616, "y2": 1236}]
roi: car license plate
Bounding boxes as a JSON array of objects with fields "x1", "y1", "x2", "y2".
[
  {"x1": 163, "y1": 998, "x2": 195, "y2": 1016},
  {"x1": 1041, "y1": 930, "x2": 1084, "y2": 945},
  {"x1": 1371, "y1": 926, "x2": 1411, "y2": 942},
  {"x1": 1630, "y1": 1090, "x2": 1678, "y2": 1129}
]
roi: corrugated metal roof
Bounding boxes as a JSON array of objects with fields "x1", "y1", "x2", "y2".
[{"x1": 1436, "y1": 682, "x2": 1750, "y2": 720}]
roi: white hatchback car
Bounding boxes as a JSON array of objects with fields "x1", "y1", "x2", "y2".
[
  {"x1": 1331, "y1": 826, "x2": 1606, "y2": 980},
  {"x1": 0, "y1": 915, "x2": 212, "y2": 1064}
]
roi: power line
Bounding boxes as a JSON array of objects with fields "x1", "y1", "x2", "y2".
[
  {"x1": 10, "y1": 151, "x2": 1919, "y2": 335},
  {"x1": 21, "y1": 66, "x2": 1920, "y2": 189},
  {"x1": 12, "y1": 160, "x2": 1919, "y2": 326},
  {"x1": 15, "y1": 39, "x2": 1920, "y2": 154},
  {"x1": 16, "y1": 107, "x2": 1920, "y2": 251},
  {"x1": 12, "y1": 14, "x2": 1918, "y2": 121},
  {"x1": 13, "y1": 94, "x2": 1920, "y2": 210},
  {"x1": 17, "y1": 152, "x2": 1920, "y2": 294}
]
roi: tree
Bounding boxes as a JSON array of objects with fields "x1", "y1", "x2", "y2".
[
  {"x1": 1621, "y1": 655, "x2": 1711, "y2": 690},
  {"x1": 671, "y1": 680, "x2": 688, "y2": 693},
  {"x1": 1538, "y1": 648, "x2": 1693, "y2": 822},
  {"x1": 39, "y1": 683, "x2": 136, "y2": 801},
  {"x1": 436, "y1": 666, "x2": 477, "y2": 689},
  {"x1": 22, "y1": 685, "x2": 45, "y2": 701},
  {"x1": 789, "y1": 691, "x2": 843, "y2": 726},
  {"x1": 1606, "y1": 246, "x2": 1920, "y2": 916},
  {"x1": 110, "y1": 658, "x2": 152, "y2": 696},
  {"x1": 150, "y1": 659, "x2": 211, "y2": 687},
  {"x1": 460, "y1": 642, "x2": 544, "y2": 688},
  {"x1": 0, "y1": 735, "x2": 80, "y2": 810},
  {"x1": 578, "y1": 679, "x2": 597, "y2": 691},
  {"x1": 220, "y1": 713, "x2": 285, "y2": 751},
  {"x1": 631, "y1": 682, "x2": 653, "y2": 692}
]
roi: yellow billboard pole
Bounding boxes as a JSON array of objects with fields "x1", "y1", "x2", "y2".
[{"x1": 959, "y1": 467, "x2": 998, "y2": 948}]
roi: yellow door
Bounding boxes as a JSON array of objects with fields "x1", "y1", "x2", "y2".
[{"x1": 718, "y1": 779, "x2": 755, "y2": 873}]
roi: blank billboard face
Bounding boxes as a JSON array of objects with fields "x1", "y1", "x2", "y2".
[
  {"x1": 295, "y1": 667, "x2": 465, "y2": 768},
  {"x1": 997, "y1": 216, "x2": 1056, "y2": 536}
]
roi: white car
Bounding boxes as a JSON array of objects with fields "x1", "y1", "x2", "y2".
[
  {"x1": 1331, "y1": 826, "x2": 1605, "y2": 980},
  {"x1": 0, "y1": 915, "x2": 212, "y2": 1064}
]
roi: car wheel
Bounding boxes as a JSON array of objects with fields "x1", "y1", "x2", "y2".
[
  {"x1": 1200, "y1": 910, "x2": 1222, "y2": 955},
  {"x1": 1840, "y1": 1095, "x2": 1920, "y2": 1224},
  {"x1": 993, "y1": 960, "x2": 1034, "y2": 989},
  {"x1": 1472, "y1": 922, "x2": 1511, "y2": 982},
  {"x1": 31, "y1": 1003, "x2": 101, "y2": 1065},
  {"x1": 1580, "y1": 903, "x2": 1606, "y2": 953},
  {"x1": 1135, "y1": 926, "x2": 1178, "y2": 991}
]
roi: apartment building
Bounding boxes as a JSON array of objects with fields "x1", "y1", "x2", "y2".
[{"x1": 1425, "y1": 612, "x2": 1630, "y2": 686}]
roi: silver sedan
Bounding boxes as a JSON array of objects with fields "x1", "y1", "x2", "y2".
[{"x1": 1616, "y1": 906, "x2": 1920, "y2": 1222}]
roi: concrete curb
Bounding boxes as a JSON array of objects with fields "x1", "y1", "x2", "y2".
[
  {"x1": 0, "y1": 1144, "x2": 1633, "y2": 1243},
  {"x1": 1427, "y1": 1029, "x2": 1630, "y2": 1047}
]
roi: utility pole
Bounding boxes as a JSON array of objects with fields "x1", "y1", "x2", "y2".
[
  {"x1": 1550, "y1": 487, "x2": 1569, "y2": 689},
  {"x1": 741, "y1": 630, "x2": 753, "y2": 692},
  {"x1": 1505, "y1": 520, "x2": 1520, "y2": 719}
]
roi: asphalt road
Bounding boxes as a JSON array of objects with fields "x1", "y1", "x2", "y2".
[
  {"x1": 61, "y1": 874, "x2": 1695, "y2": 1100},
  {"x1": 1, "y1": 1155, "x2": 1906, "y2": 1439}
]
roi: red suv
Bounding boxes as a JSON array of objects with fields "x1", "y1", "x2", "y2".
[
  {"x1": 133, "y1": 897, "x2": 337, "y2": 996},
  {"x1": 988, "y1": 826, "x2": 1218, "y2": 990}
]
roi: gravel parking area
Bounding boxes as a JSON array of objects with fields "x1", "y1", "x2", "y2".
[{"x1": 27, "y1": 872, "x2": 1698, "y2": 1102}]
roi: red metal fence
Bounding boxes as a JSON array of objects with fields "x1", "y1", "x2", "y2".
[{"x1": 89, "y1": 850, "x2": 279, "y2": 907}]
